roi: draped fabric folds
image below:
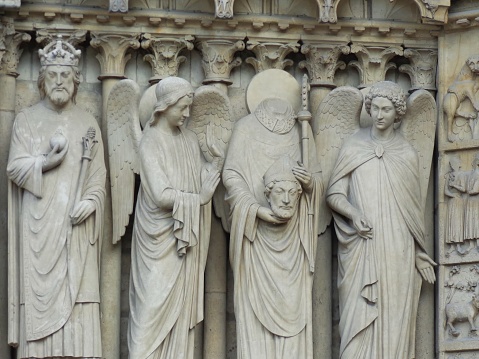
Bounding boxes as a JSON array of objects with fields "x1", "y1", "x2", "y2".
[
  {"x1": 223, "y1": 113, "x2": 322, "y2": 359},
  {"x1": 128, "y1": 127, "x2": 211, "y2": 359},
  {"x1": 327, "y1": 129, "x2": 424, "y2": 359},
  {"x1": 7, "y1": 104, "x2": 105, "y2": 358}
]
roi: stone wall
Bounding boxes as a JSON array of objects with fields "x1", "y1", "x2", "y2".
[{"x1": 1, "y1": 0, "x2": 470, "y2": 358}]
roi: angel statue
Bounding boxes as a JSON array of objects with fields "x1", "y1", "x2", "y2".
[
  {"x1": 223, "y1": 68, "x2": 323, "y2": 359},
  {"x1": 321, "y1": 81, "x2": 436, "y2": 359},
  {"x1": 106, "y1": 75, "x2": 235, "y2": 359}
]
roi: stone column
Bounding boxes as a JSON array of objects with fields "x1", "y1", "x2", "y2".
[
  {"x1": 0, "y1": 17, "x2": 30, "y2": 358},
  {"x1": 399, "y1": 48, "x2": 438, "y2": 94},
  {"x1": 399, "y1": 46, "x2": 437, "y2": 359},
  {"x1": 141, "y1": 34, "x2": 195, "y2": 85},
  {"x1": 299, "y1": 41, "x2": 349, "y2": 359},
  {"x1": 244, "y1": 40, "x2": 299, "y2": 73},
  {"x1": 349, "y1": 43, "x2": 404, "y2": 88},
  {"x1": 90, "y1": 32, "x2": 140, "y2": 359},
  {"x1": 196, "y1": 38, "x2": 244, "y2": 359},
  {"x1": 299, "y1": 42, "x2": 350, "y2": 119}
]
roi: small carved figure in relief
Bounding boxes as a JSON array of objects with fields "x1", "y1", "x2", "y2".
[
  {"x1": 7, "y1": 39, "x2": 106, "y2": 358},
  {"x1": 445, "y1": 294, "x2": 479, "y2": 337},
  {"x1": 464, "y1": 153, "x2": 479, "y2": 251},
  {"x1": 444, "y1": 54, "x2": 479, "y2": 142},
  {"x1": 321, "y1": 81, "x2": 436, "y2": 358},
  {"x1": 444, "y1": 266, "x2": 479, "y2": 338},
  {"x1": 445, "y1": 156, "x2": 469, "y2": 256},
  {"x1": 223, "y1": 92, "x2": 322, "y2": 358},
  {"x1": 106, "y1": 77, "x2": 232, "y2": 359}
]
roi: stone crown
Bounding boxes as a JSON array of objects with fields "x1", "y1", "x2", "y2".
[{"x1": 38, "y1": 37, "x2": 81, "y2": 67}]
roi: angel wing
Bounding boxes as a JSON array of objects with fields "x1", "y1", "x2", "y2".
[
  {"x1": 187, "y1": 85, "x2": 234, "y2": 171},
  {"x1": 107, "y1": 79, "x2": 143, "y2": 244},
  {"x1": 399, "y1": 89, "x2": 437, "y2": 210},
  {"x1": 313, "y1": 86, "x2": 363, "y2": 234},
  {"x1": 187, "y1": 85, "x2": 234, "y2": 232}
]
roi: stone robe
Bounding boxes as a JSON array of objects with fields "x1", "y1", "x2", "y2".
[
  {"x1": 223, "y1": 110, "x2": 322, "y2": 359},
  {"x1": 465, "y1": 170, "x2": 479, "y2": 240},
  {"x1": 445, "y1": 170, "x2": 466, "y2": 244},
  {"x1": 327, "y1": 128, "x2": 426, "y2": 359},
  {"x1": 128, "y1": 126, "x2": 211, "y2": 359},
  {"x1": 7, "y1": 103, "x2": 106, "y2": 358}
]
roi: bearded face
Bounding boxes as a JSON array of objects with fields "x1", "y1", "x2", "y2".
[
  {"x1": 266, "y1": 180, "x2": 302, "y2": 220},
  {"x1": 44, "y1": 65, "x2": 75, "y2": 108}
]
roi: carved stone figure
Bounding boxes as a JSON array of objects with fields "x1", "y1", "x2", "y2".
[
  {"x1": 7, "y1": 38, "x2": 106, "y2": 358},
  {"x1": 443, "y1": 54, "x2": 479, "y2": 142},
  {"x1": 106, "y1": 77, "x2": 221, "y2": 359},
  {"x1": 445, "y1": 156, "x2": 468, "y2": 255},
  {"x1": 323, "y1": 81, "x2": 436, "y2": 358},
  {"x1": 223, "y1": 95, "x2": 322, "y2": 358},
  {"x1": 464, "y1": 153, "x2": 479, "y2": 251}
]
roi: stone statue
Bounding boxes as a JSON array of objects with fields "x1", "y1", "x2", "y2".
[
  {"x1": 443, "y1": 54, "x2": 479, "y2": 142},
  {"x1": 444, "y1": 156, "x2": 468, "y2": 256},
  {"x1": 464, "y1": 153, "x2": 479, "y2": 252},
  {"x1": 106, "y1": 77, "x2": 222, "y2": 359},
  {"x1": 7, "y1": 38, "x2": 106, "y2": 358},
  {"x1": 320, "y1": 81, "x2": 436, "y2": 358},
  {"x1": 223, "y1": 95, "x2": 322, "y2": 358}
]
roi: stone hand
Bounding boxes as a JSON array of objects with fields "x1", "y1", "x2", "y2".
[
  {"x1": 257, "y1": 206, "x2": 289, "y2": 224},
  {"x1": 415, "y1": 252, "x2": 437, "y2": 284},
  {"x1": 71, "y1": 200, "x2": 95, "y2": 225},
  {"x1": 352, "y1": 213, "x2": 373, "y2": 239},
  {"x1": 199, "y1": 169, "x2": 220, "y2": 205},
  {"x1": 42, "y1": 141, "x2": 69, "y2": 172},
  {"x1": 292, "y1": 164, "x2": 312, "y2": 191}
]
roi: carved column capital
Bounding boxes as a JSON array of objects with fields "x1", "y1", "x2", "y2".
[
  {"x1": 299, "y1": 43, "x2": 350, "y2": 88},
  {"x1": 245, "y1": 41, "x2": 299, "y2": 73},
  {"x1": 316, "y1": 0, "x2": 340, "y2": 23},
  {"x1": 196, "y1": 39, "x2": 245, "y2": 85},
  {"x1": 36, "y1": 29, "x2": 87, "y2": 47},
  {"x1": 0, "y1": 17, "x2": 30, "y2": 77},
  {"x1": 349, "y1": 43, "x2": 403, "y2": 88},
  {"x1": 90, "y1": 32, "x2": 140, "y2": 80},
  {"x1": 141, "y1": 34, "x2": 194, "y2": 84},
  {"x1": 215, "y1": 0, "x2": 234, "y2": 19},
  {"x1": 399, "y1": 48, "x2": 438, "y2": 92}
]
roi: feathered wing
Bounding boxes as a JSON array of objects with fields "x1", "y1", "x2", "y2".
[
  {"x1": 187, "y1": 85, "x2": 234, "y2": 170},
  {"x1": 107, "y1": 79, "x2": 143, "y2": 244},
  {"x1": 313, "y1": 86, "x2": 363, "y2": 234},
  {"x1": 187, "y1": 85, "x2": 234, "y2": 232},
  {"x1": 399, "y1": 89, "x2": 437, "y2": 210}
]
